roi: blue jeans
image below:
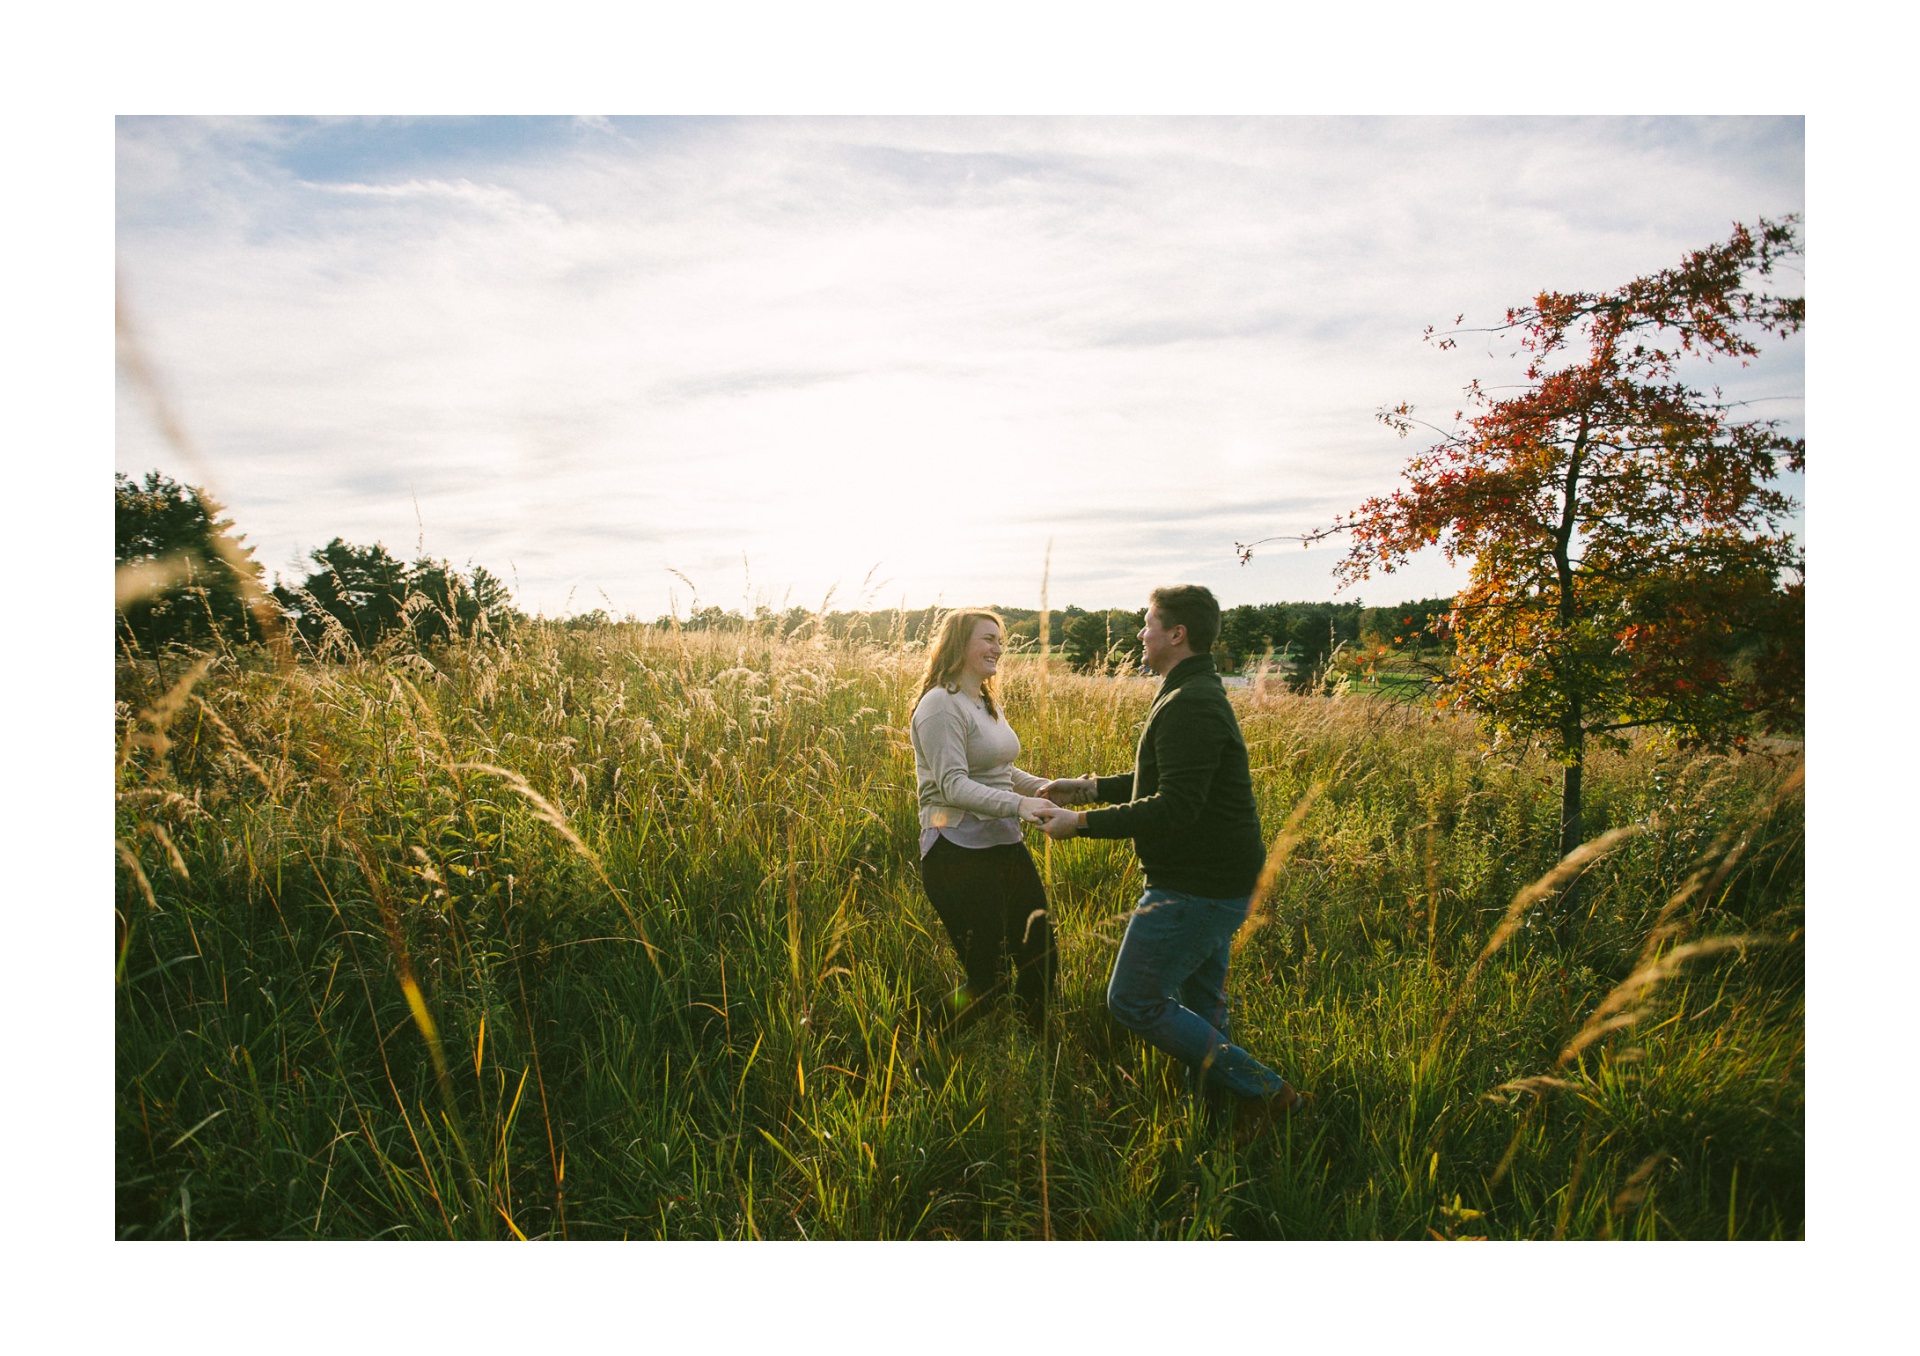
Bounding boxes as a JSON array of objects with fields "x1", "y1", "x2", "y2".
[{"x1": 1106, "y1": 887, "x2": 1288, "y2": 1103}]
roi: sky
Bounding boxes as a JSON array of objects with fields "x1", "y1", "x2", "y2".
[{"x1": 114, "y1": 115, "x2": 1805, "y2": 621}]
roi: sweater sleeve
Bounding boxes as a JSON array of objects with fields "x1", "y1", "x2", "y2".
[
  {"x1": 913, "y1": 696, "x2": 1028, "y2": 819},
  {"x1": 1009, "y1": 766, "x2": 1046, "y2": 796},
  {"x1": 1080, "y1": 700, "x2": 1226, "y2": 840}
]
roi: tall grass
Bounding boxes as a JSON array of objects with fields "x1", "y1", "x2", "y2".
[{"x1": 114, "y1": 618, "x2": 1803, "y2": 1239}]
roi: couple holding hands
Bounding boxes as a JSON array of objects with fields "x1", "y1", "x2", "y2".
[{"x1": 909, "y1": 584, "x2": 1303, "y2": 1147}]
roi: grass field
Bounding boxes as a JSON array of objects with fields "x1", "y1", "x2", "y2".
[{"x1": 114, "y1": 619, "x2": 1803, "y2": 1240}]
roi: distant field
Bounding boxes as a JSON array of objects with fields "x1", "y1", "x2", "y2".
[
  {"x1": 115, "y1": 623, "x2": 1803, "y2": 1239},
  {"x1": 1335, "y1": 668, "x2": 1437, "y2": 695}
]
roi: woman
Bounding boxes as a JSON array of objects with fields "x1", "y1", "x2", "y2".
[{"x1": 910, "y1": 608, "x2": 1059, "y2": 1034}]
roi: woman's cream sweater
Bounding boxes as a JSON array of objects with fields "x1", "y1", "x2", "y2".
[{"x1": 909, "y1": 684, "x2": 1045, "y2": 854}]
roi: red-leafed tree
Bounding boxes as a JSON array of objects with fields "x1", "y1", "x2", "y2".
[{"x1": 1256, "y1": 218, "x2": 1804, "y2": 859}]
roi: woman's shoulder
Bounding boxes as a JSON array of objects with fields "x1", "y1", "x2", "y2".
[
  {"x1": 912, "y1": 684, "x2": 965, "y2": 722},
  {"x1": 912, "y1": 684, "x2": 1005, "y2": 731}
]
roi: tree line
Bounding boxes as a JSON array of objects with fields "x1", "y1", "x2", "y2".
[
  {"x1": 657, "y1": 597, "x2": 1454, "y2": 678},
  {"x1": 114, "y1": 470, "x2": 1450, "y2": 682},
  {"x1": 115, "y1": 471, "x2": 519, "y2": 658}
]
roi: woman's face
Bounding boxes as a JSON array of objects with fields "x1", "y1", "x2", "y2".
[{"x1": 961, "y1": 619, "x2": 1004, "y2": 685}]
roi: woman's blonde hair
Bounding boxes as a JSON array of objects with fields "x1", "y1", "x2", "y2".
[{"x1": 918, "y1": 608, "x2": 1005, "y2": 718}]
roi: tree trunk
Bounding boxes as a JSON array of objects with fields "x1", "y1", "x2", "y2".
[
  {"x1": 1551, "y1": 411, "x2": 1589, "y2": 866},
  {"x1": 1559, "y1": 756, "x2": 1584, "y2": 860},
  {"x1": 1551, "y1": 745, "x2": 1586, "y2": 946}
]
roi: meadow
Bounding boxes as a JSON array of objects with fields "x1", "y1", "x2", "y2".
[{"x1": 114, "y1": 617, "x2": 1803, "y2": 1240}]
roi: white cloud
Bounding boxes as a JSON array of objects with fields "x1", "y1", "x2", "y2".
[
  {"x1": 115, "y1": 116, "x2": 1804, "y2": 618},
  {"x1": 295, "y1": 176, "x2": 563, "y2": 227}
]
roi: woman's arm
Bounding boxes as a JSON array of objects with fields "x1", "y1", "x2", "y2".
[{"x1": 1010, "y1": 766, "x2": 1048, "y2": 797}]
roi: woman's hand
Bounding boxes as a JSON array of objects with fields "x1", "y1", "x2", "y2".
[
  {"x1": 1039, "y1": 776, "x2": 1096, "y2": 806},
  {"x1": 1016, "y1": 797, "x2": 1055, "y2": 824}
]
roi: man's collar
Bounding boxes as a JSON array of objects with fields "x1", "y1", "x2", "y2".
[{"x1": 1159, "y1": 652, "x2": 1216, "y2": 687}]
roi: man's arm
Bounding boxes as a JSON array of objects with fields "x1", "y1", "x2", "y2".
[
  {"x1": 1036, "y1": 772, "x2": 1130, "y2": 838},
  {"x1": 1078, "y1": 700, "x2": 1227, "y2": 840},
  {"x1": 1037, "y1": 773, "x2": 1127, "y2": 805}
]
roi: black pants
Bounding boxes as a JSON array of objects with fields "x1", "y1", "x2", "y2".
[{"x1": 918, "y1": 836, "x2": 1057, "y2": 1027}]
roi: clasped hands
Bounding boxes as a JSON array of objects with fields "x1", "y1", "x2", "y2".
[{"x1": 1017, "y1": 776, "x2": 1097, "y2": 839}]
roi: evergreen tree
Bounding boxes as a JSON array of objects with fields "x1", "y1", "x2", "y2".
[
  {"x1": 273, "y1": 540, "x2": 519, "y2": 653},
  {"x1": 114, "y1": 470, "x2": 266, "y2": 652}
]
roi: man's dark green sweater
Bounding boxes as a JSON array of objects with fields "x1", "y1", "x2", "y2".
[{"x1": 1079, "y1": 653, "x2": 1267, "y2": 898}]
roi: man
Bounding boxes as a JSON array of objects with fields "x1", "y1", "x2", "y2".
[{"x1": 1037, "y1": 584, "x2": 1302, "y2": 1148}]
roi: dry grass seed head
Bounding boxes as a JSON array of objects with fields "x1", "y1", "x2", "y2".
[
  {"x1": 1424, "y1": 825, "x2": 1643, "y2": 1062},
  {"x1": 188, "y1": 695, "x2": 277, "y2": 794},
  {"x1": 116, "y1": 838, "x2": 158, "y2": 911},
  {"x1": 139, "y1": 820, "x2": 191, "y2": 878},
  {"x1": 1558, "y1": 934, "x2": 1770, "y2": 1067},
  {"x1": 1611, "y1": 1152, "x2": 1674, "y2": 1215},
  {"x1": 120, "y1": 656, "x2": 215, "y2": 769},
  {"x1": 117, "y1": 301, "x2": 294, "y2": 663},
  {"x1": 1236, "y1": 781, "x2": 1328, "y2": 952},
  {"x1": 115, "y1": 553, "x2": 198, "y2": 612},
  {"x1": 454, "y1": 761, "x2": 662, "y2": 966}
]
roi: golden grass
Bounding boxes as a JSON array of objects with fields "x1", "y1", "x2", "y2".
[{"x1": 1425, "y1": 824, "x2": 1643, "y2": 1063}]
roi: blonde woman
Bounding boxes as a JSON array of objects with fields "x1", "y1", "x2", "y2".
[{"x1": 910, "y1": 608, "x2": 1058, "y2": 1033}]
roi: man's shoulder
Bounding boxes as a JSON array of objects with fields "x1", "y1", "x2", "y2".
[
  {"x1": 1153, "y1": 679, "x2": 1239, "y2": 733},
  {"x1": 1164, "y1": 673, "x2": 1233, "y2": 711}
]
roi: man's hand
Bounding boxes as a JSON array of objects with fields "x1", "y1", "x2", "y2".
[
  {"x1": 1035, "y1": 805, "x2": 1083, "y2": 840},
  {"x1": 1039, "y1": 776, "x2": 1096, "y2": 806}
]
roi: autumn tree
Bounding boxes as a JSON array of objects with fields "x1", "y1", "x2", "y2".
[{"x1": 1253, "y1": 218, "x2": 1805, "y2": 859}]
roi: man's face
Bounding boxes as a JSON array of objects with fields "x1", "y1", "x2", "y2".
[{"x1": 1139, "y1": 605, "x2": 1186, "y2": 675}]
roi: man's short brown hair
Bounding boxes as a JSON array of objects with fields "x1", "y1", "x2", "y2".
[{"x1": 1149, "y1": 584, "x2": 1221, "y2": 654}]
